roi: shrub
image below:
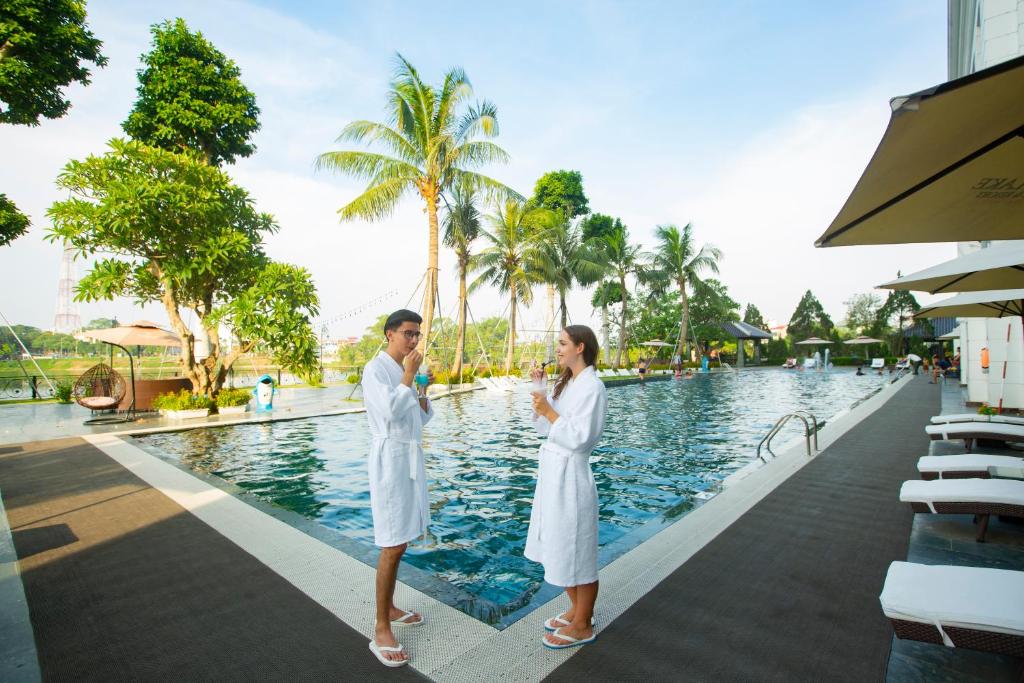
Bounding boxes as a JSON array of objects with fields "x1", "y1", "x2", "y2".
[
  {"x1": 978, "y1": 403, "x2": 997, "y2": 416},
  {"x1": 216, "y1": 387, "x2": 251, "y2": 408},
  {"x1": 54, "y1": 380, "x2": 73, "y2": 404},
  {"x1": 153, "y1": 389, "x2": 213, "y2": 411},
  {"x1": 346, "y1": 373, "x2": 360, "y2": 384}
]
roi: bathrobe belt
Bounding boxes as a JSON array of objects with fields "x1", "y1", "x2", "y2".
[{"x1": 372, "y1": 436, "x2": 422, "y2": 480}]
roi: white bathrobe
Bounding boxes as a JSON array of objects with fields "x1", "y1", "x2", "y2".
[
  {"x1": 525, "y1": 365, "x2": 608, "y2": 587},
  {"x1": 362, "y1": 351, "x2": 433, "y2": 547}
]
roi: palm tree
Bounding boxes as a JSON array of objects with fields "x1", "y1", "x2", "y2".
[
  {"x1": 601, "y1": 224, "x2": 648, "y2": 368},
  {"x1": 442, "y1": 184, "x2": 481, "y2": 382},
  {"x1": 471, "y1": 199, "x2": 549, "y2": 373},
  {"x1": 591, "y1": 279, "x2": 622, "y2": 365},
  {"x1": 650, "y1": 223, "x2": 722, "y2": 362},
  {"x1": 536, "y1": 216, "x2": 608, "y2": 330},
  {"x1": 316, "y1": 54, "x2": 516, "y2": 354}
]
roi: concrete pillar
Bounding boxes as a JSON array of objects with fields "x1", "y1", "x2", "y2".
[{"x1": 737, "y1": 339, "x2": 745, "y2": 368}]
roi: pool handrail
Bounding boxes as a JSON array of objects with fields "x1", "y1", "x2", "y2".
[{"x1": 757, "y1": 410, "x2": 819, "y2": 463}]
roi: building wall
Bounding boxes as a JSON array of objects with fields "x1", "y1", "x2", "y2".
[{"x1": 948, "y1": 0, "x2": 1024, "y2": 405}]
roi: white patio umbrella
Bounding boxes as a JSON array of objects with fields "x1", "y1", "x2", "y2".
[
  {"x1": 816, "y1": 54, "x2": 1024, "y2": 247},
  {"x1": 916, "y1": 290, "x2": 1024, "y2": 413},
  {"x1": 843, "y1": 335, "x2": 885, "y2": 360},
  {"x1": 795, "y1": 337, "x2": 833, "y2": 345},
  {"x1": 879, "y1": 244, "x2": 1024, "y2": 294}
]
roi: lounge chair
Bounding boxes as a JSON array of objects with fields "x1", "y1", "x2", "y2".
[
  {"x1": 926, "y1": 422, "x2": 1024, "y2": 451},
  {"x1": 917, "y1": 453, "x2": 1024, "y2": 480},
  {"x1": 899, "y1": 478, "x2": 1024, "y2": 541},
  {"x1": 879, "y1": 561, "x2": 1024, "y2": 659},
  {"x1": 870, "y1": 358, "x2": 885, "y2": 370},
  {"x1": 930, "y1": 413, "x2": 1024, "y2": 426}
]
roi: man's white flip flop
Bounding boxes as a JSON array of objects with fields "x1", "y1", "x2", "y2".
[
  {"x1": 392, "y1": 610, "x2": 425, "y2": 627},
  {"x1": 543, "y1": 614, "x2": 595, "y2": 632},
  {"x1": 542, "y1": 627, "x2": 597, "y2": 650},
  {"x1": 369, "y1": 640, "x2": 409, "y2": 667}
]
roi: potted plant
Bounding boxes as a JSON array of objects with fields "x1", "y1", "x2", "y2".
[
  {"x1": 54, "y1": 380, "x2": 74, "y2": 404},
  {"x1": 153, "y1": 389, "x2": 213, "y2": 420},
  {"x1": 216, "y1": 387, "x2": 251, "y2": 416}
]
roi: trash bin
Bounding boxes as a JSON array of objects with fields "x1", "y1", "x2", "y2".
[{"x1": 253, "y1": 374, "x2": 275, "y2": 412}]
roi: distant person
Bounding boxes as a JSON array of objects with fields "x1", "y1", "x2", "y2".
[
  {"x1": 528, "y1": 326, "x2": 607, "y2": 650},
  {"x1": 362, "y1": 309, "x2": 433, "y2": 667},
  {"x1": 933, "y1": 354, "x2": 952, "y2": 383},
  {"x1": 856, "y1": 364, "x2": 865, "y2": 376},
  {"x1": 637, "y1": 357, "x2": 648, "y2": 383},
  {"x1": 684, "y1": 368, "x2": 694, "y2": 379}
]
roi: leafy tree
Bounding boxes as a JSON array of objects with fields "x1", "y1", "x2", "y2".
[
  {"x1": 580, "y1": 213, "x2": 624, "y2": 242},
  {"x1": 631, "y1": 290, "x2": 682, "y2": 354},
  {"x1": 123, "y1": 19, "x2": 259, "y2": 166},
  {"x1": 601, "y1": 223, "x2": 648, "y2": 367},
  {"x1": 843, "y1": 292, "x2": 882, "y2": 333},
  {"x1": 0, "y1": 0, "x2": 106, "y2": 125},
  {"x1": 876, "y1": 289, "x2": 920, "y2": 354},
  {"x1": 84, "y1": 317, "x2": 117, "y2": 329},
  {"x1": 743, "y1": 303, "x2": 767, "y2": 330},
  {"x1": 0, "y1": 193, "x2": 29, "y2": 246},
  {"x1": 536, "y1": 216, "x2": 607, "y2": 329},
  {"x1": 591, "y1": 279, "x2": 623, "y2": 364},
  {"x1": 442, "y1": 183, "x2": 482, "y2": 381},
  {"x1": 649, "y1": 223, "x2": 722, "y2": 361},
  {"x1": 531, "y1": 170, "x2": 589, "y2": 218},
  {"x1": 317, "y1": 54, "x2": 515, "y2": 358},
  {"x1": 471, "y1": 199, "x2": 548, "y2": 372},
  {"x1": 46, "y1": 139, "x2": 320, "y2": 397},
  {"x1": 787, "y1": 290, "x2": 834, "y2": 341},
  {"x1": 688, "y1": 278, "x2": 740, "y2": 355}
]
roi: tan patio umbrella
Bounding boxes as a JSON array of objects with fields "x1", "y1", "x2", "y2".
[
  {"x1": 878, "y1": 244, "x2": 1024, "y2": 294},
  {"x1": 794, "y1": 337, "x2": 833, "y2": 345},
  {"x1": 816, "y1": 54, "x2": 1024, "y2": 248},
  {"x1": 843, "y1": 335, "x2": 884, "y2": 360},
  {"x1": 916, "y1": 290, "x2": 1024, "y2": 413}
]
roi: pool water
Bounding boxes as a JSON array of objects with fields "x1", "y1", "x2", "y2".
[{"x1": 136, "y1": 369, "x2": 886, "y2": 622}]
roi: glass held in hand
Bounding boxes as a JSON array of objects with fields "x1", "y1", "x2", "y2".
[
  {"x1": 415, "y1": 363, "x2": 430, "y2": 389},
  {"x1": 531, "y1": 360, "x2": 552, "y2": 393}
]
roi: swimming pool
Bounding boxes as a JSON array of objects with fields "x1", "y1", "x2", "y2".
[{"x1": 135, "y1": 369, "x2": 887, "y2": 623}]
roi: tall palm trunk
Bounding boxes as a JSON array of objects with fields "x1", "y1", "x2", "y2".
[
  {"x1": 615, "y1": 273, "x2": 627, "y2": 368},
  {"x1": 559, "y1": 288, "x2": 568, "y2": 329},
  {"x1": 506, "y1": 284, "x2": 517, "y2": 373},
  {"x1": 546, "y1": 284, "x2": 556, "y2": 360},
  {"x1": 420, "y1": 194, "x2": 440, "y2": 357},
  {"x1": 601, "y1": 303, "x2": 610, "y2": 364},
  {"x1": 677, "y1": 280, "x2": 690, "y2": 362},
  {"x1": 452, "y1": 256, "x2": 468, "y2": 382}
]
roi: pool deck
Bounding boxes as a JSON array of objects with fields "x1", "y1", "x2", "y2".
[{"x1": 1, "y1": 373, "x2": 1020, "y2": 680}]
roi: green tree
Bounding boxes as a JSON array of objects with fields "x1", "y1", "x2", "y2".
[
  {"x1": 471, "y1": 199, "x2": 547, "y2": 372},
  {"x1": 531, "y1": 170, "x2": 589, "y2": 218},
  {"x1": 0, "y1": 0, "x2": 106, "y2": 125},
  {"x1": 536, "y1": 216, "x2": 607, "y2": 329},
  {"x1": 590, "y1": 279, "x2": 622, "y2": 364},
  {"x1": 844, "y1": 292, "x2": 882, "y2": 333},
  {"x1": 876, "y1": 289, "x2": 920, "y2": 354},
  {"x1": 787, "y1": 290, "x2": 834, "y2": 341},
  {"x1": 46, "y1": 139, "x2": 320, "y2": 397},
  {"x1": 0, "y1": 193, "x2": 29, "y2": 246},
  {"x1": 688, "y1": 278, "x2": 740, "y2": 355},
  {"x1": 317, "y1": 54, "x2": 515, "y2": 358},
  {"x1": 84, "y1": 317, "x2": 117, "y2": 329},
  {"x1": 601, "y1": 224, "x2": 647, "y2": 368},
  {"x1": 743, "y1": 303, "x2": 767, "y2": 330},
  {"x1": 442, "y1": 183, "x2": 482, "y2": 381},
  {"x1": 649, "y1": 223, "x2": 722, "y2": 361},
  {"x1": 631, "y1": 290, "x2": 682, "y2": 353},
  {"x1": 580, "y1": 213, "x2": 625, "y2": 242},
  {"x1": 123, "y1": 19, "x2": 259, "y2": 166}
]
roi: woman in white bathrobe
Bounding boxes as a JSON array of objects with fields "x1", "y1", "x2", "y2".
[{"x1": 527, "y1": 325, "x2": 607, "y2": 650}]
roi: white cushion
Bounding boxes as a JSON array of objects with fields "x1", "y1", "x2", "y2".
[
  {"x1": 926, "y1": 422, "x2": 1024, "y2": 439},
  {"x1": 900, "y1": 478, "x2": 1024, "y2": 506},
  {"x1": 930, "y1": 413, "x2": 1024, "y2": 426},
  {"x1": 917, "y1": 454, "x2": 1024, "y2": 474},
  {"x1": 880, "y1": 562, "x2": 1024, "y2": 636}
]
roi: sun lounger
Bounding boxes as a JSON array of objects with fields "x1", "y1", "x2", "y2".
[
  {"x1": 917, "y1": 453, "x2": 1024, "y2": 480},
  {"x1": 925, "y1": 422, "x2": 1024, "y2": 451},
  {"x1": 930, "y1": 413, "x2": 1024, "y2": 426},
  {"x1": 870, "y1": 358, "x2": 885, "y2": 370},
  {"x1": 899, "y1": 478, "x2": 1024, "y2": 541},
  {"x1": 880, "y1": 561, "x2": 1024, "y2": 658}
]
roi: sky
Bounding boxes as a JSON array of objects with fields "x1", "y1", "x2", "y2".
[{"x1": 0, "y1": 0, "x2": 959, "y2": 340}]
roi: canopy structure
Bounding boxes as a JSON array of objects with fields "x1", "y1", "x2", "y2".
[
  {"x1": 639, "y1": 340, "x2": 674, "y2": 347},
  {"x1": 937, "y1": 324, "x2": 963, "y2": 341},
  {"x1": 915, "y1": 290, "x2": 1024, "y2": 319},
  {"x1": 843, "y1": 335, "x2": 884, "y2": 360},
  {"x1": 720, "y1": 321, "x2": 772, "y2": 367},
  {"x1": 816, "y1": 54, "x2": 1024, "y2": 248},
  {"x1": 795, "y1": 337, "x2": 832, "y2": 345},
  {"x1": 879, "y1": 244, "x2": 1024, "y2": 294}
]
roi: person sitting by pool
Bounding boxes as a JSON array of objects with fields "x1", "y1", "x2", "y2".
[
  {"x1": 529, "y1": 326, "x2": 608, "y2": 651},
  {"x1": 783, "y1": 357, "x2": 797, "y2": 369},
  {"x1": 932, "y1": 353, "x2": 952, "y2": 383},
  {"x1": 362, "y1": 309, "x2": 433, "y2": 668}
]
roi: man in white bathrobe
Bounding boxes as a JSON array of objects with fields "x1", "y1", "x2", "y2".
[{"x1": 362, "y1": 309, "x2": 433, "y2": 667}]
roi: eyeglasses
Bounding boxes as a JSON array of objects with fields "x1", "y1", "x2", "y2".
[{"x1": 400, "y1": 330, "x2": 422, "y2": 340}]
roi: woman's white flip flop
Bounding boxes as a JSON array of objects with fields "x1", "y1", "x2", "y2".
[
  {"x1": 392, "y1": 610, "x2": 425, "y2": 627},
  {"x1": 543, "y1": 614, "x2": 595, "y2": 632},
  {"x1": 369, "y1": 639, "x2": 409, "y2": 667},
  {"x1": 542, "y1": 627, "x2": 597, "y2": 650}
]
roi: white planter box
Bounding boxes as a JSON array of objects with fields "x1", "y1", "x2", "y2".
[
  {"x1": 165, "y1": 408, "x2": 210, "y2": 421},
  {"x1": 217, "y1": 404, "x2": 249, "y2": 416}
]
